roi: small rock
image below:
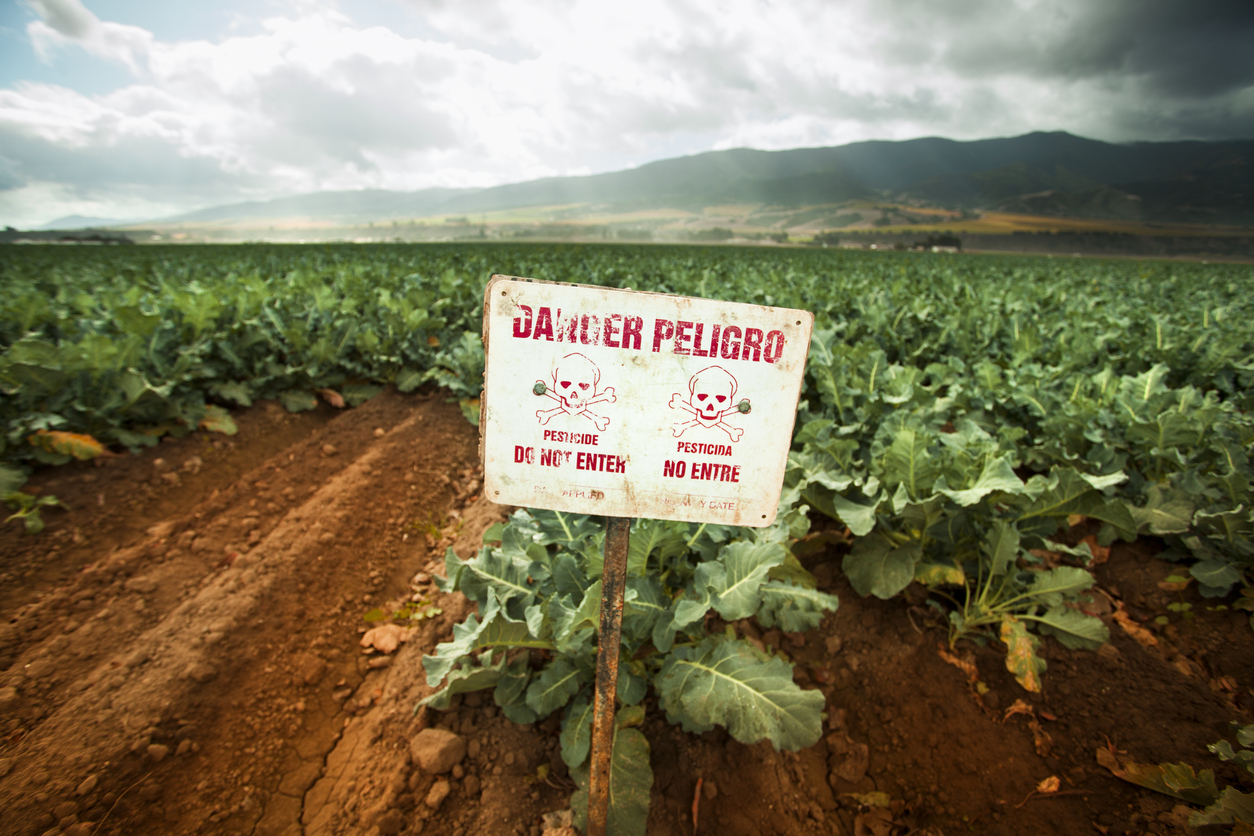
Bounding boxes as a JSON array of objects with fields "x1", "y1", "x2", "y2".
[
  {"x1": 146, "y1": 521, "x2": 176, "y2": 540},
  {"x1": 147, "y1": 744, "x2": 169, "y2": 763},
  {"x1": 247, "y1": 530, "x2": 261, "y2": 546},
  {"x1": 124, "y1": 576, "x2": 158, "y2": 594},
  {"x1": 825, "y1": 635, "x2": 843, "y2": 655},
  {"x1": 452, "y1": 764, "x2": 464, "y2": 779},
  {"x1": 425, "y1": 780, "x2": 450, "y2": 809},
  {"x1": 0, "y1": 686, "x2": 19, "y2": 711},
  {"x1": 375, "y1": 808, "x2": 404, "y2": 836},
  {"x1": 360, "y1": 623, "x2": 409, "y2": 655},
  {"x1": 504, "y1": 752, "x2": 516, "y2": 766},
  {"x1": 318, "y1": 532, "x2": 335, "y2": 544},
  {"x1": 176, "y1": 739, "x2": 193, "y2": 756},
  {"x1": 467, "y1": 739, "x2": 481, "y2": 759},
  {"x1": 410, "y1": 729, "x2": 467, "y2": 774},
  {"x1": 321, "y1": 443, "x2": 338, "y2": 456},
  {"x1": 124, "y1": 648, "x2": 149, "y2": 669},
  {"x1": 413, "y1": 573, "x2": 431, "y2": 585},
  {"x1": 184, "y1": 662, "x2": 218, "y2": 683},
  {"x1": 367, "y1": 656, "x2": 391, "y2": 671},
  {"x1": 463, "y1": 775, "x2": 480, "y2": 797},
  {"x1": 76, "y1": 774, "x2": 98, "y2": 796},
  {"x1": 293, "y1": 653, "x2": 327, "y2": 686},
  {"x1": 137, "y1": 783, "x2": 162, "y2": 802},
  {"x1": 55, "y1": 801, "x2": 79, "y2": 819},
  {"x1": 373, "y1": 428, "x2": 385, "y2": 438}
]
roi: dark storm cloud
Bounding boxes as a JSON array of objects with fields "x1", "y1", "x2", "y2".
[{"x1": 930, "y1": 0, "x2": 1254, "y2": 97}]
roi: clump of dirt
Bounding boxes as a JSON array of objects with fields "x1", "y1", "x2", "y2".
[{"x1": 1, "y1": 390, "x2": 1251, "y2": 836}]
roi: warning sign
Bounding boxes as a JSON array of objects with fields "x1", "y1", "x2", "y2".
[{"x1": 480, "y1": 275, "x2": 813, "y2": 526}]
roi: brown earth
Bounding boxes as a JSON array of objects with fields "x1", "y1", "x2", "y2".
[{"x1": 0, "y1": 389, "x2": 1251, "y2": 836}]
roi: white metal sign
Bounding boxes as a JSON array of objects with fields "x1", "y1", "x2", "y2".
[{"x1": 481, "y1": 275, "x2": 813, "y2": 526}]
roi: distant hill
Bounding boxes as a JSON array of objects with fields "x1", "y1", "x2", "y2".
[
  {"x1": 34, "y1": 215, "x2": 123, "y2": 230},
  {"x1": 152, "y1": 131, "x2": 1254, "y2": 227}
]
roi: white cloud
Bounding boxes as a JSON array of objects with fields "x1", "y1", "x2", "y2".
[
  {"x1": 0, "y1": 0, "x2": 1250, "y2": 226},
  {"x1": 25, "y1": 0, "x2": 153, "y2": 72}
]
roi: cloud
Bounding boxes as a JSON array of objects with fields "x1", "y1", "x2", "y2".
[
  {"x1": 0, "y1": 0, "x2": 1251, "y2": 226},
  {"x1": 25, "y1": 0, "x2": 153, "y2": 72}
]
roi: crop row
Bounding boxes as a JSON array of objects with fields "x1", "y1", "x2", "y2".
[{"x1": 2, "y1": 243, "x2": 1253, "y2": 673}]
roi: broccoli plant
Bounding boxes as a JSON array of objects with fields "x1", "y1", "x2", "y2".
[{"x1": 419, "y1": 506, "x2": 838, "y2": 836}]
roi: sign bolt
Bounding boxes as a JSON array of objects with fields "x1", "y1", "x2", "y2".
[
  {"x1": 737, "y1": 399, "x2": 752, "y2": 414},
  {"x1": 533, "y1": 381, "x2": 547, "y2": 395}
]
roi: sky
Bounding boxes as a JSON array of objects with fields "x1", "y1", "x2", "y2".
[{"x1": 1, "y1": 0, "x2": 1252, "y2": 228}]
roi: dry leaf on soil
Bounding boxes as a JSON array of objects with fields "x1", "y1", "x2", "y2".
[
  {"x1": 1111, "y1": 601, "x2": 1158, "y2": 648},
  {"x1": 1000, "y1": 616, "x2": 1045, "y2": 693},
  {"x1": 1003, "y1": 699, "x2": 1035, "y2": 721},
  {"x1": 1095, "y1": 744, "x2": 1220, "y2": 806},
  {"x1": 316, "y1": 388, "x2": 346, "y2": 408},
  {"x1": 1036, "y1": 776, "x2": 1061, "y2": 794},
  {"x1": 27, "y1": 430, "x2": 106, "y2": 460}
]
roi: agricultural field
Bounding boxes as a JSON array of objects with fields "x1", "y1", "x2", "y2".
[{"x1": 1, "y1": 242, "x2": 1252, "y2": 836}]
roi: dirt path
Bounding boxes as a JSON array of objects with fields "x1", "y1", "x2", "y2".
[{"x1": 1, "y1": 390, "x2": 1251, "y2": 836}]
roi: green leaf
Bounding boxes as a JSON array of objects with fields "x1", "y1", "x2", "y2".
[
  {"x1": 698, "y1": 540, "x2": 788, "y2": 620},
  {"x1": 552, "y1": 580, "x2": 601, "y2": 655},
  {"x1": 1190, "y1": 559, "x2": 1242, "y2": 595},
  {"x1": 278, "y1": 390, "x2": 318, "y2": 413},
  {"x1": 828, "y1": 493, "x2": 880, "y2": 536},
  {"x1": 199, "y1": 405, "x2": 238, "y2": 436},
  {"x1": 1000, "y1": 616, "x2": 1046, "y2": 692},
  {"x1": 1017, "y1": 468, "x2": 1113, "y2": 522},
  {"x1": 755, "y1": 580, "x2": 840, "y2": 633},
  {"x1": 560, "y1": 691, "x2": 595, "y2": 769},
  {"x1": 627, "y1": 519, "x2": 687, "y2": 577},
  {"x1": 448, "y1": 544, "x2": 542, "y2": 612},
  {"x1": 495, "y1": 652, "x2": 538, "y2": 725},
  {"x1": 1027, "y1": 566, "x2": 1097, "y2": 607},
  {"x1": 421, "y1": 652, "x2": 504, "y2": 710},
  {"x1": 526, "y1": 656, "x2": 590, "y2": 718},
  {"x1": 572, "y1": 726, "x2": 653, "y2": 836},
  {"x1": 396, "y1": 367, "x2": 423, "y2": 393},
  {"x1": 340, "y1": 382, "x2": 384, "y2": 406},
  {"x1": 913, "y1": 562, "x2": 964, "y2": 587},
  {"x1": 1189, "y1": 787, "x2": 1254, "y2": 827},
  {"x1": 1032, "y1": 606, "x2": 1109, "y2": 650},
  {"x1": 208, "y1": 380, "x2": 253, "y2": 407},
  {"x1": 617, "y1": 666, "x2": 648, "y2": 706},
  {"x1": 1128, "y1": 483, "x2": 1193, "y2": 536},
  {"x1": 843, "y1": 534, "x2": 917, "y2": 600},
  {"x1": 422, "y1": 592, "x2": 552, "y2": 686},
  {"x1": 656, "y1": 635, "x2": 824, "y2": 750},
  {"x1": 1097, "y1": 748, "x2": 1220, "y2": 807},
  {"x1": 0, "y1": 464, "x2": 25, "y2": 496},
  {"x1": 983, "y1": 521, "x2": 1021, "y2": 577},
  {"x1": 880, "y1": 423, "x2": 938, "y2": 500},
  {"x1": 935, "y1": 454, "x2": 1026, "y2": 506}
]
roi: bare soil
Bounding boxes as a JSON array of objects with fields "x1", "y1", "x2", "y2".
[{"x1": 1, "y1": 389, "x2": 1251, "y2": 836}]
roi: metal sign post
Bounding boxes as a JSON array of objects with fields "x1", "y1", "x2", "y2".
[
  {"x1": 586, "y1": 517, "x2": 630, "y2": 836},
  {"x1": 480, "y1": 275, "x2": 812, "y2": 835}
]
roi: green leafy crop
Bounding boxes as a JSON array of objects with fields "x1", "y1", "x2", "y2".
[{"x1": 419, "y1": 507, "x2": 837, "y2": 836}]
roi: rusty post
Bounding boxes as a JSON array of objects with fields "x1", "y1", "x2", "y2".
[{"x1": 586, "y1": 516, "x2": 631, "y2": 836}]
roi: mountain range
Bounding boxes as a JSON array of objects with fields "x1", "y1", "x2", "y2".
[{"x1": 62, "y1": 131, "x2": 1254, "y2": 230}]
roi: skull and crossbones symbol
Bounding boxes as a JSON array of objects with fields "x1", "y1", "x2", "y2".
[
  {"x1": 670, "y1": 365, "x2": 747, "y2": 441},
  {"x1": 534, "y1": 353, "x2": 616, "y2": 431}
]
